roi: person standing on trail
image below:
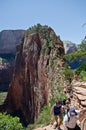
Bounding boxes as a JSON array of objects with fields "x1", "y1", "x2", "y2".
[
  {"x1": 63, "y1": 107, "x2": 81, "y2": 130},
  {"x1": 61, "y1": 99, "x2": 69, "y2": 116},
  {"x1": 50, "y1": 101, "x2": 63, "y2": 130}
]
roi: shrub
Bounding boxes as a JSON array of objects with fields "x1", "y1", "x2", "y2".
[
  {"x1": 0, "y1": 113, "x2": 25, "y2": 130},
  {"x1": 62, "y1": 64, "x2": 73, "y2": 83},
  {"x1": 75, "y1": 62, "x2": 86, "y2": 81},
  {"x1": 27, "y1": 124, "x2": 35, "y2": 130},
  {"x1": 79, "y1": 71, "x2": 86, "y2": 81},
  {"x1": 76, "y1": 62, "x2": 86, "y2": 73},
  {"x1": 27, "y1": 105, "x2": 51, "y2": 130},
  {"x1": 78, "y1": 39, "x2": 86, "y2": 51},
  {"x1": 36, "y1": 105, "x2": 51, "y2": 126}
]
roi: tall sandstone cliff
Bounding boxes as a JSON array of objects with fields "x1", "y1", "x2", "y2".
[{"x1": 0, "y1": 24, "x2": 65, "y2": 125}]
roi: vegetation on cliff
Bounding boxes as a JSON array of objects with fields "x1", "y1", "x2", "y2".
[
  {"x1": 26, "y1": 23, "x2": 62, "y2": 51},
  {"x1": 63, "y1": 38, "x2": 86, "y2": 61},
  {"x1": 63, "y1": 39, "x2": 86, "y2": 81}
]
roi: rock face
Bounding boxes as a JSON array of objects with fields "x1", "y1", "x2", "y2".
[
  {"x1": 71, "y1": 80, "x2": 86, "y2": 108},
  {"x1": 0, "y1": 66, "x2": 13, "y2": 92},
  {"x1": 0, "y1": 54, "x2": 15, "y2": 91},
  {"x1": 71, "y1": 80, "x2": 86, "y2": 130},
  {"x1": 0, "y1": 30, "x2": 25, "y2": 91},
  {"x1": 0, "y1": 24, "x2": 65, "y2": 125},
  {"x1": 0, "y1": 30, "x2": 25, "y2": 53},
  {"x1": 63, "y1": 41, "x2": 77, "y2": 54}
]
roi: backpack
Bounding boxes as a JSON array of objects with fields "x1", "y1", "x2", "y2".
[
  {"x1": 67, "y1": 110, "x2": 77, "y2": 122},
  {"x1": 54, "y1": 105, "x2": 61, "y2": 115}
]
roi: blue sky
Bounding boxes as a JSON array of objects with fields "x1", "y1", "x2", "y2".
[{"x1": 0, "y1": 0, "x2": 86, "y2": 44}]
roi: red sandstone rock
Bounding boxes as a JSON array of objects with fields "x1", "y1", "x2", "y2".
[{"x1": 0, "y1": 25, "x2": 65, "y2": 125}]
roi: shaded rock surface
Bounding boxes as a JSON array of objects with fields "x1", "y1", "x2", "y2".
[
  {"x1": 0, "y1": 30, "x2": 25, "y2": 91},
  {"x1": 0, "y1": 65, "x2": 13, "y2": 91},
  {"x1": 0, "y1": 30, "x2": 25, "y2": 53},
  {"x1": 63, "y1": 40, "x2": 77, "y2": 54},
  {"x1": 0, "y1": 54, "x2": 15, "y2": 91},
  {"x1": 0, "y1": 25, "x2": 65, "y2": 125}
]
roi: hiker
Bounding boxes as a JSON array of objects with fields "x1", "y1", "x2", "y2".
[
  {"x1": 61, "y1": 99, "x2": 69, "y2": 115},
  {"x1": 50, "y1": 101, "x2": 63, "y2": 130},
  {"x1": 63, "y1": 107, "x2": 81, "y2": 130}
]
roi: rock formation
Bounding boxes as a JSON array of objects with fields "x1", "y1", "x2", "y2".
[
  {"x1": 71, "y1": 80, "x2": 86, "y2": 109},
  {"x1": 0, "y1": 30, "x2": 25, "y2": 53},
  {"x1": 63, "y1": 40, "x2": 77, "y2": 54},
  {"x1": 0, "y1": 24, "x2": 65, "y2": 125}
]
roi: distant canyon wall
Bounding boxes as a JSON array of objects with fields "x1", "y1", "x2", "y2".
[
  {"x1": 0, "y1": 30, "x2": 25, "y2": 91},
  {"x1": 0, "y1": 30, "x2": 25, "y2": 53}
]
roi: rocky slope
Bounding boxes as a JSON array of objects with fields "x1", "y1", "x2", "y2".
[{"x1": 0, "y1": 24, "x2": 66, "y2": 125}]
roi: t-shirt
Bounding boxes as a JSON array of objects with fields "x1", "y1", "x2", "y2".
[
  {"x1": 53, "y1": 105, "x2": 61, "y2": 115},
  {"x1": 63, "y1": 112, "x2": 77, "y2": 128}
]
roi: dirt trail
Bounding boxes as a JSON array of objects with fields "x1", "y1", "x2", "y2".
[{"x1": 35, "y1": 124, "x2": 64, "y2": 130}]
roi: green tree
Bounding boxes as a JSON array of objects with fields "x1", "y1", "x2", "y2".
[
  {"x1": 78, "y1": 39, "x2": 86, "y2": 51},
  {"x1": 0, "y1": 113, "x2": 25, "y2": 130},
  {"x1": 75, "y1": 62, "x2": 86, "y2": 81}
]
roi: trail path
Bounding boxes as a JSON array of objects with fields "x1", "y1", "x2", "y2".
[
  {"x1": 35, "y1": 89, "x2": 86, "y2": 130},
  {"x1": 35, "y1": 124, "x2": 64, "y2": 130}
]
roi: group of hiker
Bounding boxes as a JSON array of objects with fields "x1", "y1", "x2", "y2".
[{"x1": 50, "y1": 99, "x2": 82, "y2": 130}]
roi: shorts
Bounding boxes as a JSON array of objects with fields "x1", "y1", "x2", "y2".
[{"x1": 54, "y1": 114, "x2": 63, "y2": 123}]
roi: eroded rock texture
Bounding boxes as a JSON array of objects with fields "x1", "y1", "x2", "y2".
[
  {"x1": 0, "y1": 25, "x2": 65, "y2": 125},
  {"x1": 72, "y1": 80, "x2": 86, "y2": 108}
]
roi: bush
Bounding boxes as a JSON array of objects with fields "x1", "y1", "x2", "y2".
[
  {"x1": 0, "y1": 113, "x2": 25, "y2": 130},
  {"x1": 27, "y1": 124, "x2": 36, "y2": 130},
  {"x1": 79, "y1": 71, "x2": 86, "y2": 81},
  {"x1": 78, "y1": 39, "x2": 86, "y2": 51},
  {"x1": 36, "y1": 106, "x2": 51, "y2": 126},
  {"x1": 76, "y1": 62, "x2": 86, "y2": 73},
  {"x1": 62, "y1": 64, "x2": 73, "y2": 83},
  {"x1": 75, "y1": 62, "x2": 86, "y2": 81}
]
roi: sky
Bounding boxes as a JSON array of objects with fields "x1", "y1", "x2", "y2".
[{"x1": 0, "y1": 0, "x2": 86, "y2": 44}]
